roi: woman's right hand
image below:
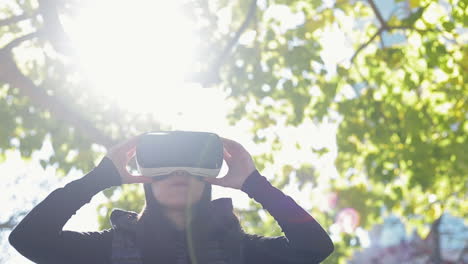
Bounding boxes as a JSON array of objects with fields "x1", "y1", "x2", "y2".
[{"x1": 105, "y1": 135, "x2": 153, "y2": 184}]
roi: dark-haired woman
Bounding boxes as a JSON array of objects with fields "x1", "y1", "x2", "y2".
[{"x1": 9, "y1": 135, "x2": 334, "y2": 264}]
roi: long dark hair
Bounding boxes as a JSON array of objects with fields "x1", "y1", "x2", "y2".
[
  {"x1": 135, "y1": 181, "x2": 244, "y2": 263},
  {"x1": 135, "y1": 182, "x2": 215, "y2": 262}
]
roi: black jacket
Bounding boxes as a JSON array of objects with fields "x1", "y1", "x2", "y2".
[{"x1": 9, "y1": 157, "x2": 334, "y2": 263}]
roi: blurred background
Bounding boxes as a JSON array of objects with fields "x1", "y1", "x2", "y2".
[{"x1": 0, "y1": 0, "x2": 467, "y2": 263}]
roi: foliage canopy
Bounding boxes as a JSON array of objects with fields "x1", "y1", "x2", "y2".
[{"x1": 1, "y1": 0, "x2": 466, "y2": 262}]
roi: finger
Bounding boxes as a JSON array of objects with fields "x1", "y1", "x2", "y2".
[
  {"x1": 223, "y1": 151, "x2": 234, "y2": 168},
  {"x1": 203, "y1": 177, "x2": 227, "y2": 187},
  {"x1": 132, "y1": 176, "x2": 154, "y2": 183},
  {"x1": 125, "y1": 175, "x2": 153, "y2": 184},
  {"x1": 220, "y1": 137, "x2": 237, "y2": 150},
  {"x1": 119, "y1": 135, "x2": 141, "y2": 152},
  {"x1": 223, "y1": 147, "x2": 232, "y2": 159},
  {"x1": 221, "y1": 140, "x2": 237, "y2": 157},
  {"x1": 126, "y1": 147, "x2": 136, "y2": 159}
]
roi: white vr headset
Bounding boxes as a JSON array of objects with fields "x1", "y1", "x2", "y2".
[{"x1": 135, "y1": 131, "x2": 223, "y2": 178}]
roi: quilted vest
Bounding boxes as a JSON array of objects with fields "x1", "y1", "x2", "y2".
[{"x1": 109, "y1": 198, "x2": 245, "y2": 264}]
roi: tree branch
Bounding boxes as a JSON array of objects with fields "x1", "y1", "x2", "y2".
[
  {"x1": 214, "y1": 0, "x2": 258, "y2": 70},
  {"x1": 388, "y1": 25, "x2": 439, "y2": 34},
  {"x1": 37, "y1": 0, "x2": 73, "y2": 55},
  {"x1": 0, "y1": 11, "x2": 39, "y2": 27},
  {"x1": 0, "y1": 216, "x2": 16, "y2": 230},
  {"x1": 367, "y1": 0, "x2": 388, "y2": 29},
  {"x1": 0, "y1": 51, "x2": 114, "y2": 148},
  {"x1": 190, "y1": 0, "x2": 258, "y2": 86},
  {"x1": 379, "y1": 31, "x2": 385, "y2": 48},
  {"x1": 350, "y1": 27, "x2": 383, "y2": 64},
  {"x1": 350, "y1": 4, "x2": 434, "y2": 65},
  {"x1": 1, "y1": 31, "x2": 41, "y2": 52}
]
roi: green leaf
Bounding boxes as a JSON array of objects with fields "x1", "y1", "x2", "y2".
[{"x1": 409, "y1": 0, "x2": 421, "y2": 9}]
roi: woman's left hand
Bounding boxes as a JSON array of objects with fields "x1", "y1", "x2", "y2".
[{"x1": 203, "y1": 137, "x2": 257, "y2": 189}]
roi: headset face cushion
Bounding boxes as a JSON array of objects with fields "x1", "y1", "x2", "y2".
[{"x1": 136, "y1": 131, "x2": 223, "y2": 178}]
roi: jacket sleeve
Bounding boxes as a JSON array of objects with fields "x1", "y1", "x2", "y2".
[
  {"x1": 8, "y1": 157, "x2": 122, "y2": 264},
  {"x1": 241, "y1": 170, "x2": 334, "y2": 264}
]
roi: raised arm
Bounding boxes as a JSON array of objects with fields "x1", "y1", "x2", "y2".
[
  {"x1": 241, "y1": 170, "x2": 334, "y2": 263},
  {"x1": 203, "y1": 137, "x2": 334, "y2": 264},
  {"x1": 8, "y1": 157, "x2": 120, "y2": 263},
  {"x1": 9, "y1": 136, "x2": 152, "y2": 263}
]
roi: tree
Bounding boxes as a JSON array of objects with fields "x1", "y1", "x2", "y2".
[
  {"x1": 1, "y1": 0, "x2": 466, "y2": 263},
  {"x1": 0, "y1": 0, "x2": 162, "y2": 244},
  {"x1": 214, "y1": 0, "x2": 467, "y2": 262}
]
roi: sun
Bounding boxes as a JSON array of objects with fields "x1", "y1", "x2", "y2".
[{"x1": 63, "y1": 0, "x2": 221, "y2": 129}]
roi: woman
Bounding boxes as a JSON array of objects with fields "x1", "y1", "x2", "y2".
[{"x1": 9, "y1": 135, "x2": 334, "y2": 263}]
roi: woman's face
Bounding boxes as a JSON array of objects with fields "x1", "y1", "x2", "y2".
[{"x1": 151, "y1": 170, "x2": 206, "y2": 210}]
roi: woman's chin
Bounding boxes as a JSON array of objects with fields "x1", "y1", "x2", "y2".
[{"x1": 166, "y1": 199, "x2": 194, "y2": 210}]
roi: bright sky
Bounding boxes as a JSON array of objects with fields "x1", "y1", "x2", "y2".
[{"x1": 3, "y1": 1, "x2": 358, "y2": 263}]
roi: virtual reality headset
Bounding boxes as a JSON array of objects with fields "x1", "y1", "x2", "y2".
[{"x1": 136, "y1": 131, "x2": 223, "y2": 178}]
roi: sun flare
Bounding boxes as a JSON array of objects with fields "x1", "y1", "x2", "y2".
[{"x1": 63, "y1": 0, "x2": 220, "y2": 128}]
